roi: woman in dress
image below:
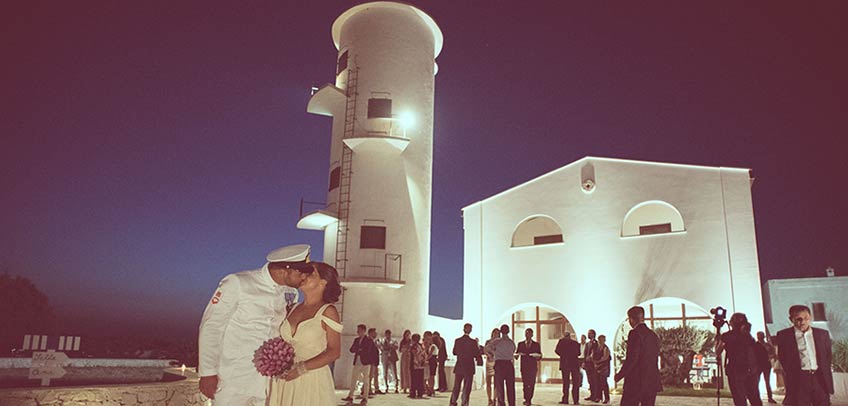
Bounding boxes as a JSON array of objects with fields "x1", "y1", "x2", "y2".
[
  {"x1": 483, "y1": 328, "x2": 501, "y2": 406},
  {"x1": 269, "y1": 262, "x2": 343, "y2": 406},
  {"x1": 399, "y1": 329, "x2": 412, "y2": 393},
  {"x1": 595, "y1": 335, "x2": 611, "y2": 404}
]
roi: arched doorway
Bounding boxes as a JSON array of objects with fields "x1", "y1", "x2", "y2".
[
  {"x1": 498, "y1": 303, "x2": 575, "y2": 384},
  {"x1": 612, "y1": 297, "x2": 715, "y2": 387}
]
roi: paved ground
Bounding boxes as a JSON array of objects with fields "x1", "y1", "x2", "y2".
[{"x1": 334, "y1": 384, "x2": 847, "y2": 406}]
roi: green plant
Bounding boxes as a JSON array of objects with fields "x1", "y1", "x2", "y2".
[
  {"x1": 833, "y1": 338, "x2": 848, "y2": 373},
  {"x1": 654, "y1": 325, "x2": 715, "y2": 387}
]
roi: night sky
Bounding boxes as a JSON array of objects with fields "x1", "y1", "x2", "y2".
[{"x1": 3, "y1": 1, "x2": 845, "y2": 340}]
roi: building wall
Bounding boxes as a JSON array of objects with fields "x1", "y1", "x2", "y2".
[
  {"x1": 462, "y1": 157, "x2": 765, "y2": 342},
  {"x1": 764, "y1": 276, "x2": 848, "y2": 339}
]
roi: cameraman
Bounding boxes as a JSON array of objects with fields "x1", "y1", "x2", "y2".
[{"x1": 717, "y1": 313, "x2": 763, "y2": 406}]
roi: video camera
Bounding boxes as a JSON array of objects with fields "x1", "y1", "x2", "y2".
[{"x1": 710, "y1": 306, "x2": 727, "y2": 330}]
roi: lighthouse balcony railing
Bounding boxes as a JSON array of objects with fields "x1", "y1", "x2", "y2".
[
  {"x1": 342, "y1": 129, "x2": 410, "y2": 153},
  {"x1": 297, "y1": 198, "x2": 338, "y2": 231},
  {"x1": 340, "y1": 253, "x2": 404, "y2": 288}
]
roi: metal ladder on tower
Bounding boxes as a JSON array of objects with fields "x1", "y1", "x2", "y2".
[{"x1": 335, "y1": 65, "x2": 358, "y2": 321}]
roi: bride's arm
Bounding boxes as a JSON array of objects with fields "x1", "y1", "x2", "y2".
[{"x1": 285, "y1": 305, "x2": 342, "y2": 380}]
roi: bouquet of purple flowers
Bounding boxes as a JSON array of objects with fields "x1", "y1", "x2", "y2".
[{"x1": 253, "y1": 337, "x2": 296, "y2": 377}]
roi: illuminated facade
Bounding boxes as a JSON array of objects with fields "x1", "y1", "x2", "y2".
[
  {"x1": 461, "y1": 156, "x2": 766, "y2": 382},
  {"x1": 298, "y1": 2, "x2": 442, "y2": 388}
]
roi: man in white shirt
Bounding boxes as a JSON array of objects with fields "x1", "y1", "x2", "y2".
[
  {"x1": 492, "y1": 324, "x2": 517, "y2": 406},
  {"x1": 776, "y1": 304, "x2": 833, "y2": 406},
  {"x1": 198, "y1": 244, "x2": 312, "y2": 405}
]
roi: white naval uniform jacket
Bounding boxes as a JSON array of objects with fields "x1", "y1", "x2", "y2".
[{"x1": 199, "y1": 264, "x2": 298, "y2": 397}]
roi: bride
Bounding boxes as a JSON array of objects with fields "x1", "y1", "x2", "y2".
[{"x1": 269, "y1": 262, "x2": 343, "y2": 406}]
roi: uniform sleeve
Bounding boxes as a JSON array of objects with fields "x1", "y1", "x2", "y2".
[{"x1": 198, "y1": 274, "x2": 241, "y2": 377}]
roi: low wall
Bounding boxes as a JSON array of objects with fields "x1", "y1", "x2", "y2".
[
  {"x1": 0, "y1": 358, "x2": 173, "y2": 386},
  {"x1": 0, "y1": 368, "x2": 205, "y2": 406}
]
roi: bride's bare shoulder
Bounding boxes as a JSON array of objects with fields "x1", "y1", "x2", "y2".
[{"x1": 322, "y1": 304, "x2": 341, "y2": 322}]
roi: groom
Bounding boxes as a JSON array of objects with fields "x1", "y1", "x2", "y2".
[{"x1": 198, "y1": 244, "x2": 313, "y2": 405}]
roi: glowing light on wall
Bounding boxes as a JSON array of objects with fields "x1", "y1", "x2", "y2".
[{"x1": 398, "y1": 111, "x2": 415, "y2": 129}]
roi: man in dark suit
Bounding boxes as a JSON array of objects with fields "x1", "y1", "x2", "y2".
[
  {"x1": 614, "y1": 306, "x2": 662, "y2": 406},
  {"x1": 343, "y1": 324, "x2": 379, "y2": 403},
  {"x1": 435, "y1": 331, "x2": 449, "y2": 392},
  {"x1": 516, "y1": 328, "x2": 542, "y2": 406},
  {"x1": 775, "y1": 304, "x2": 834, "y2": 406},
  {"x1": 555, "y1": 332, "x2": 581, "y2": 405},
  {"x1": 450, "y1": 323, "x2": 483, "y2": 406}
]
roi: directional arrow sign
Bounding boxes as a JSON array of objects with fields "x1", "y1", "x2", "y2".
[
  {"x1": 28, "y1": 364, "x2": 67, "y2": 379},
  {"x1": 29, "y1": 350, "x2": 70, "y2": 385}
]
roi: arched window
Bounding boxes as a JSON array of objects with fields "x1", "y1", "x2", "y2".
[
  {"x1": 621, "y1": 200, "x2": 685, "y2": 237},
  {"x1": 511, "y1": 215, "x2": 564, "y2": 248}
]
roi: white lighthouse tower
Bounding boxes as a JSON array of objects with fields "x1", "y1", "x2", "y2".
[{"x1": 297, "y1": 2, "x2": 443, "y2": 387}]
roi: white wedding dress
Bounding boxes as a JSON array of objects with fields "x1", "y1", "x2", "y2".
[{"x1": 269, "y1": 303, "x2": 343, "y2": 406}]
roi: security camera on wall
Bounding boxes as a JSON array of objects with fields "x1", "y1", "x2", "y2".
[{"x1": 582, "y1": 178, "x2": 595, "y2": 192}]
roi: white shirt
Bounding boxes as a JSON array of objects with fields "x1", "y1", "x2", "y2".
[
  {"x1": 492, "y1": 336, "x2": 516, "y2": 361},
  {"x1": 198, "y1": 264, "x2": 298, "y2": 397},
  {"x1": 794, "y1": 327, "x2": 818, "y2": 371}
]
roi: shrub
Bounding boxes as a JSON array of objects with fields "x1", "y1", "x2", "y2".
[
  {"x1": 654, "y1": 325, "x2": 715, "y2": 387},
  {"x1": 834, "y1": 338, "x2": 848, "y2": 373}
]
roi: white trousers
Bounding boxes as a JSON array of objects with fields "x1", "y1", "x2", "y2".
[
  {"x1": 211, "y1": 391, "x2": 265, "y2": 406},
  {"x1": 347, "y1": 363, "x2": 372, "y2": 398}
]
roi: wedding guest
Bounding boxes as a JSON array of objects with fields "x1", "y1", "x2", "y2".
[
  {"x1": 435, "y1": 331, "x2": 449, "y2": 392},
  {"x1": 381, "y1": 329, "x2": 399, "y2": 393},
  {"x1": 409, "y1": 333, "x2": 427, "y2": 398},
  {"x1": 516, "y1": 328, "x2": 541, "y2": 406},
  {"x1": 756, "y1": 331, "x2": 778, "y2": 404},
  {"x1": 365, "y1": 328, "x2": 383, "y2": 395},
  {"x1": 450, "y1": 323, "x2": 483, "y2": 406},
  {"x1": 400, "y1": 330, "x2": 412, "y2": 393},
  {"x1": 584, "y1": 329, "x2": 599, "y2": 402},
  {"x1": 614, "y1": 306, "x2": 661, "y2": 406},
  {"x1": 555, "y1": 332, "x2": 581, "y2": 405},
  {"x1": 484, "y1": 328, "x2": 502, "y2": 406},
  {"x1": 343, "y1": 324, "x2": 378, "y2": 404},
  {"x1": 492, "y1": 324, "x2": 517, "y2": 406},
  {"x1": 595, "y1": 335, "x2": 611, "y2": 404},
  {"x1": 578, "y1": 334, "x2": 587, "y2": 390},
  {"x1": 776, "y1": 305, "x2": 834, "y2": 406},
  {"x1": 427, "y1": 332, "x2": 440, "y2": 396},
  {"x1": 718, "y1": 314, "x2": 762, "y2": 406},
  {"x1": 422, "y1": 331, "x2": 435, "y2": 396}
]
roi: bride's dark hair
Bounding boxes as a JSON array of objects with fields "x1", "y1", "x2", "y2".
[{"x1": 311, "y1": 262, "x2": 342, "y2": 303}]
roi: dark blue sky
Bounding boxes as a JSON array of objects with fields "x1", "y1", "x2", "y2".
[{"x1": 2, "y1": 1, "x2": 845, "y2": 340}]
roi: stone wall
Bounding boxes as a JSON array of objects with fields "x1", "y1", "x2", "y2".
[{"x1": 0, "y1": 370, "x2": 205, "y2": 406}]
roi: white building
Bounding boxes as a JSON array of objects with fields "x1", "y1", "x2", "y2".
[
  {"x1": 298, "y1": 2, "x2": 443, "y2": 388},
  {"x1": 763, "y1": 272, "x2": 848, "y2": 340},
  {"x1": 461, "y1": 156, "x2": 766, "y2": 382}
]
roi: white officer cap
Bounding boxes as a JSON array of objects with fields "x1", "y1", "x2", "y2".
[{"x1": 266, "y1": 244, "x2": 311, "y2": 265}]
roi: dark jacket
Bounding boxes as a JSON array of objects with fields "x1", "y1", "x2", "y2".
[
  {"x1": 437, "y1": 336, "x2": 448, "y2": 362},
  {"x1": 555, "y1": 337, "x2": 581, "y2": 371},
  {"x1": 776, "y1": 327, "x2": 834, "y2": 396},
  {"x1": 614, "y1": 323, "x2": 662, "y2": 398},
  {"x1": 350, "y1": 335, "x2": 379, "y2": 366},
  {"x1": 516, "y1": 339, "x2": 541, "y2": 371},
  {"x1": 453, "y1": 335, "x2": 482, "y2": 376}
]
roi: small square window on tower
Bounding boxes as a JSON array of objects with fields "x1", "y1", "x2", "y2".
[
  {"x1": 367, "y1": 98, "x2": 392, "y2": 119},
  {"x1": 812, "y1": 302, "x2": 827, "y2": 321},
  {"x1": 328, "y1": 167, "x2": 341, "y2": 191},
  {"x1": 360, "y1": 225, "x2": 386, "y2": 249},
  {"x1": 336, "y1": 50, "x2": 349, "y2": 75}
]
